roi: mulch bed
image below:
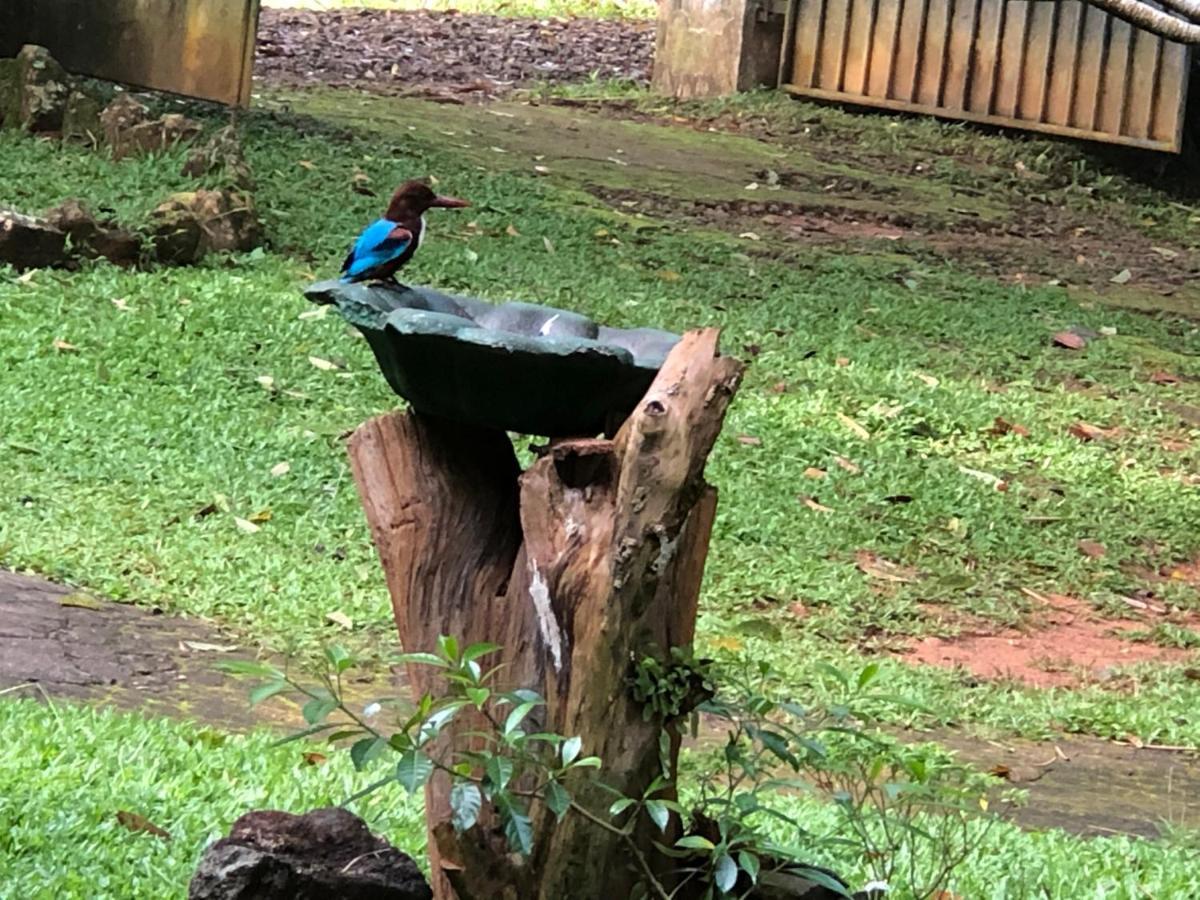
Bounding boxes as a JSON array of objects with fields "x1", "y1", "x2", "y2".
[{"x1": 254, "y1": 8, "x2": 655, "y2": 92}]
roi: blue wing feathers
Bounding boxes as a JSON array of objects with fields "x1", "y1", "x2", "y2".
[{"x1": 341, "y1": 219, "x2": 413, "y2": 281}]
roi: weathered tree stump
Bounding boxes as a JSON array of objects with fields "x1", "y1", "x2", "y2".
[{"x1": 348, "y1": 329, "x2": 743, "y2": 899}]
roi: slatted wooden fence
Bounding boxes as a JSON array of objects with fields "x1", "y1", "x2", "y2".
[{"x1": 781, "y1": 0, "x2": 1192, "y2": 152}]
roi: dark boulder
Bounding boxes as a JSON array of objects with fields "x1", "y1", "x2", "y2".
[{"x1": 188, "y1": 807, "x2": 432, "y2": 900}]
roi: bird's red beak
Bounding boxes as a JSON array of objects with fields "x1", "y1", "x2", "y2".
[{"x1": 431, "y1": 195, "x2": 470, "y2": 209}]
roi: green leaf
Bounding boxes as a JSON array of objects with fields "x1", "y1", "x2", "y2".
[
  {"x1": 485, "y1": 755, "x2": 514, "y2": 791},
  {"x1": 503, "y1": 700, "x2": 538, "y2": 736},
  {"x1": 645, "y1": 799, "x2": 670, "y2": 832},
  {"x1": 609, "y1": 797, "x2": 636, "y2": 817},
  {"x1": 437, "y1": 635, "x2": 459, "y2": 663},
  {"x1": 675, "y1": 835, "x2": 715, "y2": 851},
  {"x1": 302, "y1": 696, "x2": 338, "y2": 725},
  {"x1": 324, "y1": 644, "x2": 354, "y2": 673},
  {"x1": 216, "y1": 660, "x2": 284, "y2": 679},
  {"x1": 350, "y1": 736, "x2": 387, "y2": 771},
  {"x1": 465, "y1": 687, "x2": 490, "y2": 708},
  {"x1": 571, "y1": 756, "x2": 602, "y2": 769},
  {"x1": 737, "y1": 850, "x2": 760, "y2": 884},
  {"x1": 462, "y1": 642, "x2": 501, "y2": 663},
  {"x1": 396, "y1": 750, "x2": 433, "y2": 793},
  {"x1": 714, "y1": 853, "x2": 738, "y2": 893},
  {"x1": 498, "y1": 796, "x2": 534, "y2": 855},
  {"x1": 856, "y1": 661, "x2": 881, "y2": 689},
  {"x1": 785, "y1": 866, "x2": 852, "y2": 898},
  {"x1": 327, "y1": 729, "x2": 364, "y2": 743},
  {"x1": 394, "y1": 652, "x2": 449, "y2": 669},
  {"x1": 544, "y1": 780, "x2": 571, "y2": 821},
  {"x1": 814, "y1": 661, "x2": 850, "y2": 688},
  {"x1": 450, "y1": 781, "x2": 482, "y2": 832},
  {"x1": 248, "y1": 680, "x2": 289, "y2": 707},
  {"x1": 758, "y1": 730, "x2": 798, "y2": 769},
  {"x1": 561, "y1": 735, "x2": 582, "y2": 766}
]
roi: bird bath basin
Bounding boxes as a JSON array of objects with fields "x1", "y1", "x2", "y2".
[{"x1": 305, "y1": 280, "x2": 680, "y2": 436}]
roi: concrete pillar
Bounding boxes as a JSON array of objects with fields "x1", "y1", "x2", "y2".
[{"x1": 651, "y1": 0, "x2": 788, "y2": 99}]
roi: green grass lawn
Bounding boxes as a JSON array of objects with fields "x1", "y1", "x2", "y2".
[
  {"x1": 3, "y1": 697, "x2": 1198, "y2": 899},
  {"x1": 3, "y1": 87, "x2": 1200, "y2": 896}
]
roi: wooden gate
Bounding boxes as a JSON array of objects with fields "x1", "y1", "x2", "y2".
[
  {"x1": 780, "y1": 0, "x2": 1192, "y2": 152},
  {"x1": 0, "y1": 0, "x2": 261, "y2": 107}
]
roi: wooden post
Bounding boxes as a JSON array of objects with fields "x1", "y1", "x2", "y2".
[
  {"x1": 348, "y1": 329, "x2": 743, "y2": 899},
  {"x1": 652, "y1": 0, "x2": 789, "y2": 99}
]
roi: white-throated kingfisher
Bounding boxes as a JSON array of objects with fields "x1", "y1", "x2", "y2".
[{"x1": 340, "y1": 180, "x2": 470, "y2": 283}]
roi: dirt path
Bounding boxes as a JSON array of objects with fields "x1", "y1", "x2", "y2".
[
  {"x1": 0, "y1": 570, "x2": 387, "y2": 732},
  {"x1": 914, "y1": 728, "x2": 1200, "y2": 838},
  {"x1": 277, "y1": 90, "x2": 1200, "y2": 316}
]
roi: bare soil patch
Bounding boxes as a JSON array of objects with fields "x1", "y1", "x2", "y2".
[{"x1": 900, "y1": 591, "x2": 1198, "y2": 689}]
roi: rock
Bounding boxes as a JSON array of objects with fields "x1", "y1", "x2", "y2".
[
  {"x1": 191, "y1": 188, "x2": 263, "y2": 253},
  {"x1": 100, "y1": 94, "x2": 201, "y2": 159},
  {"x1": 43, "y1": 199, "x2": 141, "y2": 266},
  {"x1": 148, "y1": 188, "x2": 263, "y2": 264},
  {"x1": 0, "y1": 59, "x2": 18, "y2": 127},
  {"x1": 147, "y1": 195, "x2": 205, "y2": 265},
  {"x1": 188, "y1": 807, "x2": 432, "y2": 900},
  {"x1": 182, "y1": 125, "x2": 256, "y2": 191},
  {"x1": 13, "y1": 45, "x2": 71, "y2": 133},
  {"x1": 62, "y1": 89, "x2": 103, "y2": 144},
  {"x1": 0, "y1": 207, "x2": 68, "y2": 270}
]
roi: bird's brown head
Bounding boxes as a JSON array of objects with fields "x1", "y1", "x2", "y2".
[{"x1": 385, "y1": 179, "x2": 470, "y2": 221}]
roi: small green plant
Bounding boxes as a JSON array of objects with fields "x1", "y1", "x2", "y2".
[{"x1": 224, "y1": 641, "x2": 1002, "y2": 898}]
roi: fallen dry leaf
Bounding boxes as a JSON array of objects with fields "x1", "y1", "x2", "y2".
[
  {"x1": 270, "y1": 461, "x2": 291, "y2": 477},
  {"x1": 1151, "y1": 246, "x2": 1178, "y2": 259},
  {"x1": 855, "y1": 550, "x2": 920, "y2": 583},
  {"x1": 1161, "y1": 437, "x2": 1190, "y2": 452},
  {"x1": 737, "y1": 434, "x2": 763, "y2": 447},
  {"x1": 1149, "y1": 371, "x2": 1182, "y2": 386},
  {"x1": 234, "y1": 516, "x2": 260, "y2": 534},
  {"x1": 116, "y1": 811, "x2": 171, "y2": 841},
  {"x1": 181, "y1": 640, "x2": 238, "y2": 653},
  {"x1": 988, "y1": 764, "x2": 1012, "y2": 780},
  {"x1": 1052, "y1": 331, "x2": 1087, "y2": 350},
  {"x1": 803, "y1": 467, "x2": 827, "y2": 479},
  {"x1": 835, "y1": 356, "x2": 850, "y2": 367},
  {"x1": 989, "y1": 417, "x2": 1030, "y2": 438},
  {"x1": 248, "y1": 509, "x2": 272, "y2": 524},
  {"x1": 834, "y1": 455, "x2": 860, "y2": 474},
  {"x1": 308, "y1": 355, "x2": 340, "y2": 371},
  {"x1": 302, "y1": 751, "x2": 328, "y2": 766},
  {"x1": 59, "y1": 592, "x2": 103, "y2": 611},
  {"x1": 52, "y1": 339, "x2": 78, "y2": 353},
  {"x1": 1078, "y1": 539, "x2": 1107, "y2": 559},
  {"x1": 543, "y1": 236, "x2": 556, "y2": 254},
  {"x1": 959, "y1": 466, "x2": 1007, "y2": 491},
  {"x1": 769, "y1": 381, "x2": 788, "y2": 394},
  {"x1": 800, "y1": 495, "x2": 833, "y2": 513},
  {"x1": 1068, "y1": 422, "x2": 1120, "y2": 442},
  {"x1": 837, "y1": 412, "x2": 871, "y2": 440},
  {"x1": 326, "y1": 610, "x2": 354, "y2": 630},
  {"x1": 708, "y1": 636, "x2": 745, "y2": 652},
  {"x1": 297, "y1": 159, "x2": 316, "y2": 171},
  {"x1": 915, "y1": 372, "x2": 939, "y2": 387},
  {"x1": 505, "y1": 224, "x2": 521, "y2": 237},
  {"x1": 657, "y1": 269, "x2": 681, "y2": 282},
  {"x1": 1110, "y1": 268, "x2": 1133, "y2": 285}
]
